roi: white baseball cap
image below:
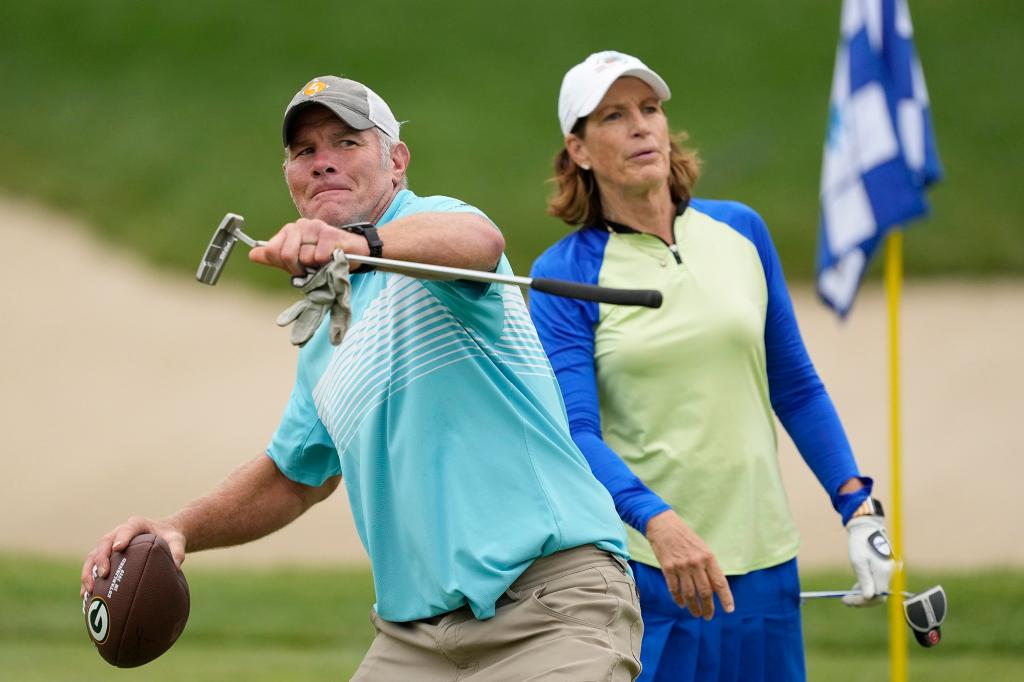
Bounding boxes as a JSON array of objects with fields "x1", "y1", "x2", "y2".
[{"x1": 557, "y1": 51, "x2": 672, "y2": 137}]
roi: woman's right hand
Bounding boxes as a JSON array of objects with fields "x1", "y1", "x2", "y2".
[{"x1": 645, "y1": 510, "x2": 735, "y2": 619}]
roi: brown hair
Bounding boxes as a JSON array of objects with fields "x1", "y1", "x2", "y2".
[{"x1": 546, "y1": 124, "x2": 702, "y2": 227}]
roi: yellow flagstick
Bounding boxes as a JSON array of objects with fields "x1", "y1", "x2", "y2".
[{"x1": 886, "y1": 231, "x2": 908, "y2": 681}]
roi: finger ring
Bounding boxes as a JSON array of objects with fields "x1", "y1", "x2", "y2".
[{"x1": 301, "y1": 239, "x2": 318, "y2": 245}]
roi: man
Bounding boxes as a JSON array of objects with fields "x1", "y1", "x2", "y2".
[{"x1": 80, "y1": 75, "x2": 642, "y2": 680}]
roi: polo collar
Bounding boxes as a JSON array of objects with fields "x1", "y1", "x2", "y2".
[{"x1": 599, "y1": 199, "x2": 689, "y2": 234}]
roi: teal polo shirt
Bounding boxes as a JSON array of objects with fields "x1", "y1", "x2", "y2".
[{"x1": 267, "y1": 189, "x2": 628, "y2": 621}]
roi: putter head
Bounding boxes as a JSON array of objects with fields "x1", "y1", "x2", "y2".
[
  {"x1": 197, "y1": 213, "x2": 246, "y2": 285},
  {"x1": 903, "y1": 585, "x2": 946, "y2": 648}
]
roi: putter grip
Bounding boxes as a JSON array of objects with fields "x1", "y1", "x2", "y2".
[{"x1": 530, "y1": 277, "x2": 663, "y2": 308}]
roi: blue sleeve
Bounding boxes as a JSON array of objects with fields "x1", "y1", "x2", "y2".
[
  {"x1": 529, "y1": 238, "x2": 671, "y2": 534},
  {"x1": 749, "y1": 212, "x2": 872, "y2": 522}
]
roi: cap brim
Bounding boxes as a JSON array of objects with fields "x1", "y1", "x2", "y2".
[
  {"x1": 575, "y1": 67, "x2": 672, "y2": 122},
  {"x1": 282, "y1": 100, "x2": 376, "y2": 146}
]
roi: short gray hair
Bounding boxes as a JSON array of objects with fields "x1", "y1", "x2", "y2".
[{"x1": 375, "y1": 129, "x2": 408, "y2": 189}]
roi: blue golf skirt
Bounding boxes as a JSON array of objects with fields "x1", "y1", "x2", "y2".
[{"x1": 632, "y1": 557, "x2": 806, "y2": 682}]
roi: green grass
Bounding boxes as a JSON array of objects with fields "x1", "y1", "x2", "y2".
[
  {"x1": 0, "y1": 0, "x2": 1021, "y2": 288},
  {"x1": 801, "y1": 569, "x2": 1024, "y2": 681},
  {"x1": 4, "y1": 555, "x2": 1022, "y2": 681}
]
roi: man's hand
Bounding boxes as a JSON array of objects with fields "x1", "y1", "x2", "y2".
[
  {"x1": 80, "y1": 516, "x2": 185, "y2": 598},
  {"x1": 842, "y1": 515, "x2": 895, "y2": 607},
  {"x1": 250, "y1": 218, "x2": 370, "y2": 276},
  {"x1": 645, "y1": 510, "x2": 735, "y2": 619},
  {"x1": 80, "y1": 456, "x2": 341, "y2": 601}
]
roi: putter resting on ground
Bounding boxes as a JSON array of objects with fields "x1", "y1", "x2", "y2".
[{"x1": 197, "y1": 213, "x2": 663, "y2": 308}]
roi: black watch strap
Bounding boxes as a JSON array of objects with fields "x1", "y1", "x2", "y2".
[{"x1": 343, "y1": 222, "x2": 383, "y2": 258}]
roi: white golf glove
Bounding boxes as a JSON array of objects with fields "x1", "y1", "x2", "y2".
[
  {"x1": 276, "y1": 251, "x2": 352, "y2": 347},
  {"x1": 842, "y1": 514, "x2": 895, "y2": 607}
]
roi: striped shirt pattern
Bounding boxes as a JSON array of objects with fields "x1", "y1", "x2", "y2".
[{"x1": 312, "y1": 276, "x2": 554, "y2": 453}]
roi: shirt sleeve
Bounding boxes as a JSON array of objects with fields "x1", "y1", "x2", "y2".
[
  {"x1": 530, "y1": 245, "x2": 671, "y2": 534},
  {"x1": 750, "y1": 212, "x2": 873, "y2": 521},
  {"x1": 399, "y1": 196, "x2": 503, "y2": 311},
  {"x1": 266, "y1": 333, "x2": 342, "y2": 487}
]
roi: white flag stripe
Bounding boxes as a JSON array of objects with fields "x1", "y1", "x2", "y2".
[
  {"x1": 895, "y1": 0, "x2": 913, "y2": 37},
  {"x1": 818, "y1": 249, "x2": 866, "y2": 313},
  {"x1": 850, "y1": 84, "x2": 899, "y2": 171},
  {"x1": 898, "y1": 100, "x2": 925, "y2": 171},
  {"x1": 911, "y1": 57, "x2": 929, "y2": 105},
  {"x1": 863, "y1": 0, "x2": 883, "y2": 50},
  {"x1": 825, "y1": 181, "x2": 876, "y2": 255},
  {"x1": 840, "y1": 0, "x2": 864, "y2": 37}
]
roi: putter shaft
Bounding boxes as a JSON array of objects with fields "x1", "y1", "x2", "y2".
[
  {"x1": 799, "y1": 590, "x2": 912, "y2": 600},
  {"x1": 200, "y1": 214, "x2": 663, "y2": 308}
]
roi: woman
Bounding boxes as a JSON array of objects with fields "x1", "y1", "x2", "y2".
[{"x1": 529, "y1": 51, "x2": 895, "y2": 682}]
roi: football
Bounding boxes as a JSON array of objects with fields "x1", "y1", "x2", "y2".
[{"x1": 84, "y1": 533, "x2": 190, "y2": 667}]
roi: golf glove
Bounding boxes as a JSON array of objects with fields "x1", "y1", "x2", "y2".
[
  {"x1": 276, "y1": 250, "x2": 352, "y2": 347},
  {"x1": 843, "y1": 515, "x2": 895, "y2": 607}
]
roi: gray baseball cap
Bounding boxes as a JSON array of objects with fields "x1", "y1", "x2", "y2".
[{"x1": 282, "y1": 76, "x2": 401, "y2": 146}]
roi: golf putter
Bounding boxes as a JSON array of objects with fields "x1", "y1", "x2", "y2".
[
  {"x1": 800, "y1": 584, "x2": 947, "y2": 648},
  {"x1": 196, "y1": 213, "x2": 267, "y2": 285},
  {"x1": 197, "y1": 212, "x2": 664, "y2": 308}
]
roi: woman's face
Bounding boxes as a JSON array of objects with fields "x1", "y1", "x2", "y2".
[{"x1": 568, "y1": 77, "x2": 671, "y2": 195}]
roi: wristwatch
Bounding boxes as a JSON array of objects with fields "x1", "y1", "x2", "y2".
[
  {"x1": 848, "y1": 497, "x2": 885, "y2": 522},
  {"x1": 342, "y1": 222, "x2": 383, "y2": 258}
]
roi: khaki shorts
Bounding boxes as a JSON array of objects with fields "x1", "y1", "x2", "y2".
[{"x1": 351, "y1": 545, "x2": 643, "y2": 681}]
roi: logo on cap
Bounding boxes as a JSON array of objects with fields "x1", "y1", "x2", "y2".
[
  {"x1": 594, "y1": 54, "x2": 625, "y2": 73},
  {"x1": 303, "y1": 80, "x2": 328, "y2": 96}
]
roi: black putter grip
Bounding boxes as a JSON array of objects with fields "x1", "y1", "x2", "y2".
[{"x1": 530, "y1": 277, "x2": 663, "y2": 308}]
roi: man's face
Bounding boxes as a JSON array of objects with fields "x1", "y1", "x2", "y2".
[{"x1": 284, "y1": 105, "x2": 407, "y2": 226}]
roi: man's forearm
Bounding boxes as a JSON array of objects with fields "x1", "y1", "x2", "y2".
[
  {"x1": 377, "y1": 212, "x2": 505, "y2": 272},
  {"x1": 167, "y1": 454, "x2": 339, "y2": 554}
]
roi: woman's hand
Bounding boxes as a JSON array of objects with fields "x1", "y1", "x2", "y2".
[{"x1": 645, "y1": 510, "x2": 735, "y2": 619}]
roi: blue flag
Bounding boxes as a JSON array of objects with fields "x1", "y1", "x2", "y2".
[{"x1": 816, "y1": 0, "x2": 942, "y2": 316}]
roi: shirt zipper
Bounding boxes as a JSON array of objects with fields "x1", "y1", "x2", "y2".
[
  {"x1": 603, "y1": 207, "x2": 684, "y2": 265},
  {"x1": 652, "y1": 227, "x2": 683, "y2": 265}
]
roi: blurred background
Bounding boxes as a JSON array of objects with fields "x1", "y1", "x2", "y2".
[{"x1": 1, "y1": 1, "x2": 1021, "y2": 679}]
